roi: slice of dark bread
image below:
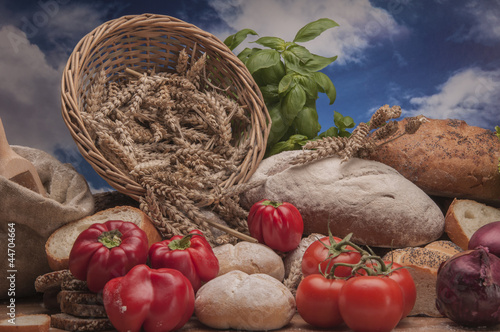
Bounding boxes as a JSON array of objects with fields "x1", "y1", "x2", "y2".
[
  {"x1": 50, "y1": 313, "x2": 113, "y2": 331},
  {"x1": 58, "y1": 290, "x2": 103, "y2": 305},
  {"x1": 35, "y1": 270, "x2": 73, "y2": 293}
]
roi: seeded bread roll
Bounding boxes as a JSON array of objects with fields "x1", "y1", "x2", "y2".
[
  {"x1": 368, "y1": 118, "x2": 500, "y2": 203},
  {"x1": 383, "y1": 241, "x2": 462, "y2": 317}
]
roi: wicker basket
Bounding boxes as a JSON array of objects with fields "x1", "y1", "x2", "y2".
[{"x1": 61, "y1": 13, "x2": 270, "y2": 201}]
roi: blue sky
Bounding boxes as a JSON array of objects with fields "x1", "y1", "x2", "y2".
[{"x1": 1, "y1": 0, "x2": 499, "y2": 192}]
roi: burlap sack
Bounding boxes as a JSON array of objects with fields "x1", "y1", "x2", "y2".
[{"x1": 1, "y1": 146, "x2": 94, "y2": 299}]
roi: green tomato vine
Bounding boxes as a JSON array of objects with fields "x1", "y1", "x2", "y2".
[{"x1": 224, "y1": 18, "x2": 355, "y2": 157}]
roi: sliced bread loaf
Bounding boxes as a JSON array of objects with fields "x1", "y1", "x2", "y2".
[
  {"x1": 0, "y1": 314, "x2": 50, "y2": 332},
  {"x1": 45, "y1": 206, "x2": 162, "y2": 270},
  {"x1": 445, "y1": 198, "x2": 500, "y2": 250},
  {"x1": 383, "y1": 240, "x2": 462, "y2": 317}
]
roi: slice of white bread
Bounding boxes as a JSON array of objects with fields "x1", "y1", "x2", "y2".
[
  {"x1": 0, "y1": 314, "x2": 50, "y2": 332},
  {"x1": 45, "y1": 206, "x2": 162, "y2": 271},
  {"x1": 383, "y1": 240, "x2": 462, "y2": 317},
  {"x1": 445, "y1": 198, "x2": 500, "y2": 250}
]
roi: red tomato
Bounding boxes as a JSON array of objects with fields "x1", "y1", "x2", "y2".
[
  {"x1": 301, "y1": 236, "x2": 361, "y2": 277},
  {"x1": 148, "y1": 229, "x2": 219, "y2": 292},
  {"x1": 247, "y1": 199, "x2": 303, "y2": 252},
  {"x1": 339, "y1": 276, "x2": 404, "y2": 332},
  {"x1": 359, "y1": 260, "x2": 417, "y2": 318},
  {"x1": 296, "y1": 274, "x2": 345, "y2": 328}
]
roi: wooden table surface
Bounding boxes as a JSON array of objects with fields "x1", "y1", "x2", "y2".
[{"x1": 2, "y1": 295, "x2": 499, "y2": 332}]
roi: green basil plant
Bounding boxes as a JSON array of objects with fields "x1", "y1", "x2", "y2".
[{"x1": 224, "y1": 18, "x2": 355, "y2": 157}]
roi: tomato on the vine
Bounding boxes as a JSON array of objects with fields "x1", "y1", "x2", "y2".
[
  {"x1": 302, "y1": 234, "x2": 361, "y2": 277},
  {"x1": 339, "y1": 276, "x2": 404, "y2": 332},
  {"x1": 359, "y1": 260, "x2": 417, "y2": 318},
  {"x1": 295, "y1": 274, "x2": 345, "y2": 328}
]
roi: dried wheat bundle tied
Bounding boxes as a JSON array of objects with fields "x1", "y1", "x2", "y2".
[
  {"x1": 291, "y1": 105, "x2": 427, "y2": 165},
  {"x1": 82, "y1": 49, "x2": 257, "y2": 245}
]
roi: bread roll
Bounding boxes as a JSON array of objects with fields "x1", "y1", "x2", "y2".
[
  {"x1": 445, "y1": 198, "x2": 500, "y2": 250},
  {"x1": 45, "y1": 206, "x2": 162, "y2": 270},
  {"x1": 195, "y1": 271, "x2": 295, "y2": 330},
  {"x1": 383, "y1": 241, "x2": 462, "y2": 317},
  {"x1": 368, "y1": 118, "x2": 500, "y2": 203},
  {"x1": 213, "y1": 242, "x2": 285, "y2": 281}
]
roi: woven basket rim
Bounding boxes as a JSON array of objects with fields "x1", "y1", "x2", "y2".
[{"x1": 61, "y1": 13, "x2": 271, "y2": 200}]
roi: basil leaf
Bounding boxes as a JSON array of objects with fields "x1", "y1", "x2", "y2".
[
  {"x1": 266, "y1": 134, "x2": 309, "y2": 157},
  {"x1": 287, "y1": 44, "x2": 314, "y2": 62},
  {"x1": 282, "y1": 84, "x2": 306, "y2": 124},
  {"x1": 253, "y1": 36, "x2": 286, "y2": 51},
  {"x1": 259, "y1": 84, "x2": 280, "y2": 104},
  {"x1": 246, "y1": 49, "x2": 281, "y2": 74},
  {"x1": 252, "y1": 61, "x2": 285, "y2": 86},
  {"x1": 293, "y1": 106, "x2": 321, "y2": 139},
  {"x1": 267, "y1": 103, "x2": 289, "y2": 147},
  {"x1": 282, "y1": 50, "x2": 311, "y2": 75},
  {"x1": 278, "y1": 74, "x2": 295, "y2": 94},
  {"x1": 304, "y1": 54, "x2": 337, "y2": 72},
  {"x1": 293, "y1": 18, "x2": 339, "y2": 43},
  {"x1": 295, "y1": 75, "x2": 318, "y2": 100},
  {"x1": 224, "y1": 29, "x2": 258, "y2": 50},
  {"x1": 237, "y1": 47, "x2": 261, "y2": 64},
  {"x1": 312, "y1": 72, "x2": 336, "y2": 104},
  {"x1": 318, "y1": 126, "x2": 339, "y2": 138}
]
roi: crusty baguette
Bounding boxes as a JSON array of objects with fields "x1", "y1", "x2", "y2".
[
  {"x1": 50, "y1": 313, "x2": 113, "y2": 331},
  {"x1": 383, "y1": 241, "x2": 462, "y2": 317},
  {"x1": 45, "y1": 206, "x2": 162, "y2": 270},
  {"x1": 368, "y1": 118, "x2": 500, "y2": 203},
  {"x1": 0, "y1": 314, "x2": 50, "y2": 332},
  {"x1": 445, "y1": 198, "x2": 500, "y2": 250}
]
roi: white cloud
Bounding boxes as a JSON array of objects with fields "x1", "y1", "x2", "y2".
[
  {"x1": 209, "y1": 0, "x2": 409, "y2": 65},
  {"x1": 458, "y1": 1, "x2": 500, "y2": 44},
  {"x1": 0, "y1": 25, "x2": 72, "y2": 153},
  {"x1": 0, "y1": 2, "x2": 114, "y2": 154},
  {"x1": 403, "y1": 67, "x2": 500, "y2": 129}
]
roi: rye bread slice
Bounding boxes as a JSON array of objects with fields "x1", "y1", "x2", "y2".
[
  {"x1": 60, "y1": 300, "x2": 107, "y2": 318},
  {"x1": 50, "y1": 313, "x2": 113, "y2": 331},
  {"x1": 61, "y1": 278, "x2": 88, "y2": 292},
  {"x1": 58, "y1": 290, "x2": 103, "y2": 305},
  {"x1": 34, "y1": 270, "x2": 73, "y2": 293}
]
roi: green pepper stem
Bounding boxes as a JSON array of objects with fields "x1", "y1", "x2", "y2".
[
  {"x1": 261, "y1": 200, "x2": 283, "y2": 208},
  {"x1": 168, "y1": 233, "x2": 201, "y2": 250},
  {"x1": 98, "y1": 229, "x2": 123, "y2": 249}
]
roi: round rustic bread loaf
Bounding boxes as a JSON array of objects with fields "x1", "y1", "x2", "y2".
[
  {"x1": 240, "y1": 151, "x2": 445, "y2": 248},
  {"x1": 195, "y1": 271, "x2": 295, "y2": 330},
  {"x1": 367, "y1": 118, "x2": 500, "y2": 203}
]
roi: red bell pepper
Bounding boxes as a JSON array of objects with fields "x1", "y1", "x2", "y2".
[
  {"x1": 103, "y1": 264, "x2": 195, "y2": 332},
  {"x1": 69, "y1": 220, "x2": 149, "y2": 293},
  {"x1": 247, "y1": 199, "x2": 304, "y2": 252},
  {"x1": 148, "y1": 229, "x2": 219, "y2": 292}
]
